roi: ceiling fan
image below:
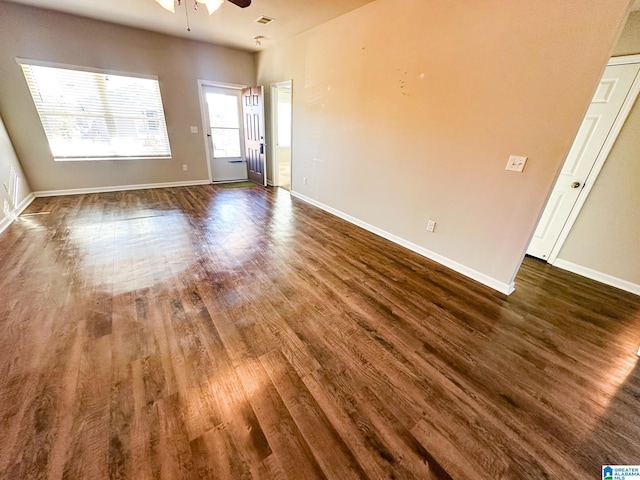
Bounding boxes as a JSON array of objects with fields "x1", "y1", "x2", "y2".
[
  {"x1": 155, "y1": 0, "x2": 251, "y2": 14},
  {"x1": 155, "y1": 0, "x2": 251, "y2": 30}
]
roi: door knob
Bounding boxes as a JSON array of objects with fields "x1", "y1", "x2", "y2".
[{"x1": 570, "y1": 181, "x2": 581, "y2": 189}]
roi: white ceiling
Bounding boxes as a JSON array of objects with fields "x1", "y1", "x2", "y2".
[
  {"x1": 7, "y1": 0, "x2": 640, "y2": 53},
  {"x1": 5, "y1": 0, "x2": 376, "y2": 52}
]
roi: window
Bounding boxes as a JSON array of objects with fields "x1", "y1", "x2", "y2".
[
  {"x1": 206, "y1": 91, "x2": 242, "y2": 158},
  {"x1": 19, "y1": 60, "x2": 171, "y2": 161}
]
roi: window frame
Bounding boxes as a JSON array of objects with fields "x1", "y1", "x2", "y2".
[{"x1": 17, "y1": 58, "x2": 172, "y2": 162}]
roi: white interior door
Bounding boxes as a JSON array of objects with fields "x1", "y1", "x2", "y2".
[
  {"x1": 203, "y1": 85, "x2": 248, "y2": 183},
  {"x1": 527, "y1": 62, "x2": 640, "y2": 260}
]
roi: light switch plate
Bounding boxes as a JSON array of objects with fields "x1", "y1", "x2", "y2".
[
  {"x1": 190, "y1": 126, "x2": 198, "y2": 134},
  {"x1": 426, "y1": 220, "x2": 436, "y2": 232},
  {"x1": 506, "y1": 155, "x2": 527, "y2": 172}
]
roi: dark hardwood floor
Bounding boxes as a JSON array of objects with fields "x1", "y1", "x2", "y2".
[{"x1": 0, "y1": 185, "x2": 639, "y2": 479}]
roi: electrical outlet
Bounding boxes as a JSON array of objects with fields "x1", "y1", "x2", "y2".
[
  {"x1": 190, "y1": 126, "x2": 198, "y2": 134},
  {"x1": 303, "y1": 177, "x2": 308, "y2": 185},
  {"x1": 427, "y1": 220, "x2": 436, "y2": 232},
  {"x1": 505, "y1": 155, "x2": 527, "y2": 172},
  {"x1": 182, "y1": 164, "x2": 188, "y2": 171}
]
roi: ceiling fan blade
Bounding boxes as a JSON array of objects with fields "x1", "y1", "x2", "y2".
[{"x1": 227, "y1": 0, "x2": 251, "y2": 7}]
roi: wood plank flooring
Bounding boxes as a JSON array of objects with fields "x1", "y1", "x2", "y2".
[{"x1": 0, "y1": 184, "x2": 639, "y2": 479}]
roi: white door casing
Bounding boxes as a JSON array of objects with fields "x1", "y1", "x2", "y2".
[{"x1": 527, "y1": 59, "x2": 640, "y2": 261}]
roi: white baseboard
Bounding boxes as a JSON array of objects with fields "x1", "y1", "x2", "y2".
[
  {"x1": 290, "y1": 191, "x2": 515, "y2": 295},
  {"x1": 16, "y1": 192, "x2": 35, "y2": 214},
  {"x1": 0, "y1": 192, "x2": 36, "y2": 235},
  {"x1": 211, "y1": 179, "x2": 249, "y2": 185},
  {"x1": 34, "y1": 179, "x2": 211, "y2": 197},
  {"x1": 552, "y1": 258, "x2": 640, "y2": 296},
  {"x1": 0, "y1": 217, "x2": 9, "y2": 235}
]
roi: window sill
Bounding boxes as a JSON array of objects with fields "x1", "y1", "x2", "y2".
[{"x1": 53, "y1": 156, "x2": 173, "y2": 162}]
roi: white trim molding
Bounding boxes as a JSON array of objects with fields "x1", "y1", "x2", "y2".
[
  {"x1": 16, "y1": 57, "x2": 160, "y2": 80},
  {"x1": 608, "y1": 54, "x2": 640, "y2": 65},
  {"x1": 552, "y1": 259, "x2": 640, "y2": 296},
  {"x1": 290, "y1": 191, "x2": 515, "y2": 295},
  {"x1": 197, "y1": 79, "x2": 247, "y2": 90},
  {"x1": 0, "y1": 192, "x2": 36, "y2": 235},
  {"x1": 34, "y1": 179, "x2": 210, "y2": 197}
]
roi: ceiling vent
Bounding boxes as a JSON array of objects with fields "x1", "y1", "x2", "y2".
[{"x1": 255, "y1": 16, "x2": 275, "y2": 25}]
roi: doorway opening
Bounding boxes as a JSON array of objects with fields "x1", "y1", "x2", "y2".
[
  {"x1": 526, "y1": 56, "x2": 640, "y2": 264},
  {"x1": 271, "y1": 81, "x2": 292, "y2": 191},
  {"x1": 514, "y1": 54, "x2": 640, "y2": 296},
  {"x1": 198, "y1": 81, "x2": 248, "y2": 183}
]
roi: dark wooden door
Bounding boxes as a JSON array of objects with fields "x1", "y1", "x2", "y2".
[{"x1": 242, "y1": 86, "x2": 266, "y2": 186}]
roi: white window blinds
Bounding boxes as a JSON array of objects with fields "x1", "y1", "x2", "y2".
[{"x1": 20, "y1": 61, "x2": 172, "y2": 160}]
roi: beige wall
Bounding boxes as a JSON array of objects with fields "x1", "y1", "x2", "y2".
[
  {"x1": 557, "y1": 11, "x2": 640, "y2": 286},
  {"x1": 0, "y1": 2, "x2": 255, "y2": 193},
  {"x1": 256, "y1": 0, "x2": 630, "y2": 289},
  {"x1": 612, "y1": 10, "x2": 640, "y2": 56},
  {"x1": 0, "y1": 114, "x2": 32, "y2": 233}
]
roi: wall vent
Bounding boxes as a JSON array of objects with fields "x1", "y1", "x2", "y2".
[{"x1": 255, "y1": 16, "x2": 275, "y2": 25}]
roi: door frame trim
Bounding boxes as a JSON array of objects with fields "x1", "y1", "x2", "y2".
[
  {"x1": 197, "y1": 79, "x2": 247, "y2": 183},
  {"x1": 546, "y1": 55, "x2": 640, "y2": 263},
  {"x1": 270, "y1": 80, "x2": 293, "y2": 189}
]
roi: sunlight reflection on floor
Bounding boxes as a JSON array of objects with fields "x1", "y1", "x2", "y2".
[{"x1": 69, "y1": 210, "x2": 195, "y2": 295}]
